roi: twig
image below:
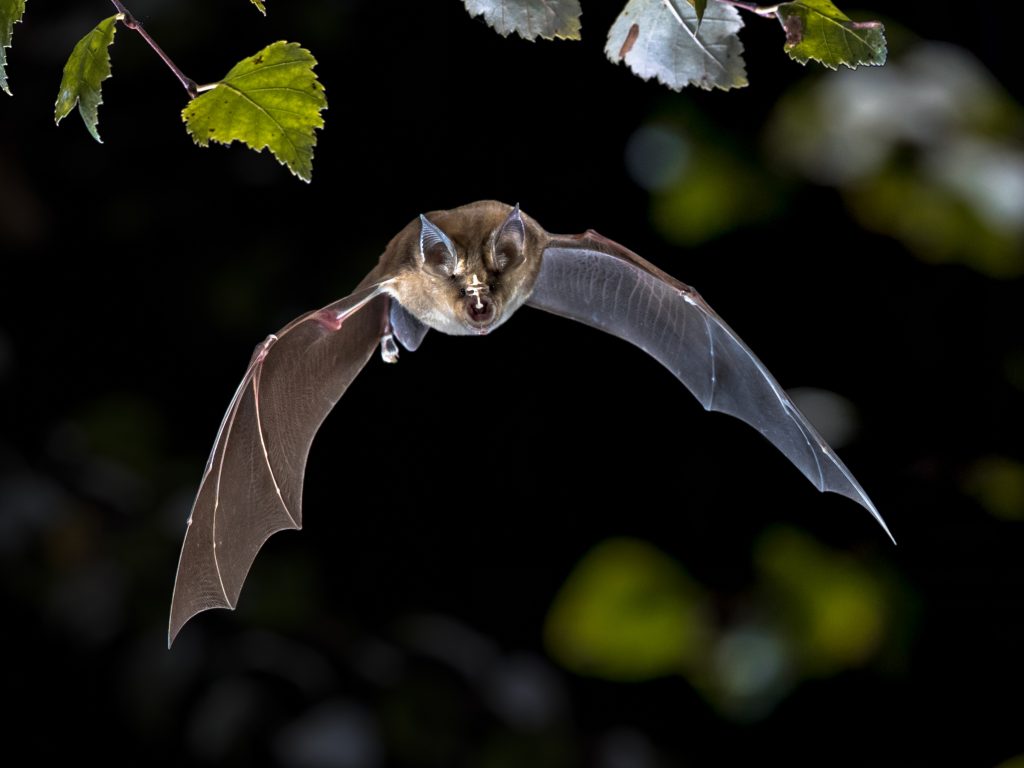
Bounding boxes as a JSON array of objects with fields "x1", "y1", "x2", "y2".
[
  {"x1": 714, "y1": 0, "x2": 779, "y2": 17},
  {"x1": 109, "y1": 0, "x2": 198, "y2": 98}
]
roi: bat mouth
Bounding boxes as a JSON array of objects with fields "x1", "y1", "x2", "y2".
[{"x1": 464, "y1": 295, "x2": 496, "y2": 330}]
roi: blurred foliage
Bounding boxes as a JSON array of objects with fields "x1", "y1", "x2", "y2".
[
  {"x1": 768, "y1": 40, "x2": 1024, "y2": 277},
  {"x1": 626, "y1": 116, "x2": 786, "y2": 244},
  {"x1": 963, "y1": 456, "x2": 1024, "y2": 520},
  {"x1": 544, "y1": 537, "x2": 712, "y2": 681},
  {"x1": 630, "y1": 36, "x2": 1024, "y2": 274},
  {"x1": 544, "y1": 530, "x2": 900, "y2": 721},
  {"x1": 754, "y1": 526, "x2": 886, "y2": 674}
]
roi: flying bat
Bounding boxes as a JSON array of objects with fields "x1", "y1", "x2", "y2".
[{"x1": 168, "y1": 200, "x2": 893, "y2": 646}]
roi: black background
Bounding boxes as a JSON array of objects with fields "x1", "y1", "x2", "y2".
[{"x1": 1, "y1": 1, "x2": 1021, "y2": 766}]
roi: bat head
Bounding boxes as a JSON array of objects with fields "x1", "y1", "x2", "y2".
[{"x1": 388, "y1": 201, "x2": 546, "y2": 336}]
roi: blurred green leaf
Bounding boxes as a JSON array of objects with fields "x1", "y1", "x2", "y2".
[
  {"x1": 651, "y1": 137, "x2": 784, "y2": 245},
  {"x1": 0, "y1": 0, "x2": 25, "y2": 95},
  {"x1": 544, "y1": 538, "x2": 711, "y2": 681},
  {"x1": 767, "y1": 43, "x2": 1024, "y2": 276},
  {"x1": 688, "y1": 0, "x2": 707, "y2": 26},
  {"x1": 54, "y1": 14, "x2": 118, "y2": 142},
  {"x1": 627, "y1": 112, "x2": 784, "y2": 245},
  {"x1": 756, "y1": 527, "x2": 886, "y2": 674},
  {"x1": 605, "y1": 0, "x2": 747, "y2": 91},
  {"x1": 182, "y1": 41, "x2": 327, "y2": 182},
  {"x1": 964, "y1": 456, "x2": 1024, "y2": 521},
  {"x1": 463, "y1": 0, "x2": 582, "y2": 41},
  {"x1": 250, "y1": 0, "x2": 266, "y2": 14},
  {"x1": 75, "y1": 395, "x2": 164, "y2": 473},
  {"x1": 846, "y1": 167, "x2": 1024, "y2": 278},
  {"x1": 776, "y1": 0, "x2": 886, "y2": 69}
]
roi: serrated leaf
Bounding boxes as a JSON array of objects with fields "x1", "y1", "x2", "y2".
[
  {"x1": 776, "y1": 0, "x2": 886, "y2": 70},
  {"x1": 463, "y1": 0, "x2": 582, "y2": 41},
  {"x1": 1, "y1": 0, "x2": 27, "y2": 95},
  {"x1": 605, "y1": 0, "x2": 746, "y2": 91},
  {"x1": 250, "y1": 0, "x2": 266, "y2": 15},
  {"x1": 182, "y1": 41, "x2": 327, "y2": 183},
  {"x1": 54, "y1": 15, "x2": 118, "y2": 143}
]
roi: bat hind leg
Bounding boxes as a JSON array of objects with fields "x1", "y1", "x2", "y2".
[
  {"x1": 380, "y1": 297, "x2": 400, "y2": 364},
  {"x1": 381, "y1": 332, "x2": 399, "y2": 363}
]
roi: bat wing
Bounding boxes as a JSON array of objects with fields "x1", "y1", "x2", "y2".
[
  {"x1": 169, "y1": 283, "x2": 389, "y2": 646},
  {"x1": 527, "y1": 232, "x2": 893, "y2": 542}
]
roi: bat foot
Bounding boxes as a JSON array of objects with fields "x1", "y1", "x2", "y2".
[{"x1": 381, "y1": 333, "x2": 399, "y2": 363}]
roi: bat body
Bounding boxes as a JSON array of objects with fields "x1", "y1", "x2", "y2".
[{"x1": 168, "y1": 200, "x2": 892, "y2": 646}]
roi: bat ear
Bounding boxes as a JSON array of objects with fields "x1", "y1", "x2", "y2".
[
  {"x1": 419, "y1": 214, "x2": 459, "y2": 276},
  {"x1": 490, "y1": 203, "x2": 526, "y2": 272}
]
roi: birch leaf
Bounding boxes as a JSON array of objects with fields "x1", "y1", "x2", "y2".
[
  {"x1": 463, "y1": 0, "x2": 582, "y2": 41},
  {"x1": 605, "y1": 0, "x2": 747, "y2": 91},
  {"x1": 182, "y1": 41, "x2": 327, "y2": 183},
  {"x1": 54, "y1": 14, "x2": 118, "y2": 142},
  {"x1": 776, "y1": 0, "x2": 886, "y2": 69},
  {"x1": 0, "y1": 0, "x2": 26, "y2": 95}
]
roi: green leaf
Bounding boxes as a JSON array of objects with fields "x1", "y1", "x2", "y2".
[
  {"x1": 688, "y1": 0, "x2": 707, "y2": 26},
  {"x1": 463, "y1": 0, "x2": 582, "y2": 41},
  {"x1": 1, "y1": 0, "x2": 27, "y2": 95},
  {"x1": 544, "y1": 538, "x2": 711, "y2": 681},
  {"x1": 250, "y1": 0, "x2": 266, "y2": 15},
  {"x1": 755, "y1": 527, "x2": 888, "y2": 674},
  {"x1": 54, "y1": 14, "x2": 118, "y2": 143},
  {"x1": 182, "y1": 41, "x2": 327, "y2": 183},
  {"x1": 605, "y1": 0, "x2": 747, "y2": 91},
  {"x1": 776, "y1": 0, "x2": 886, "y2": 69}
]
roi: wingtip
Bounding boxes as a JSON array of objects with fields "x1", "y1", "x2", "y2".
[
  {"x1": 167, "y1": 613, "x2": 185, "y2": 650},
  {"x1": 877, "y1": 514, "x2": 898, "y2": 546},
  {"x1": 168, "y1": 597, "x2": 235, "y2": 650},
  {"x1": 859, "y1": 494, "x2": 897, "y2": 546}
]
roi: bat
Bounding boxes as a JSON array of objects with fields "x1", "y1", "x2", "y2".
[{"x1": 168, "y1": 200, "x2": 893, "y2": 646}]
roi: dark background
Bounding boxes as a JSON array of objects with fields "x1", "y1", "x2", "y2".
[{"x1": 1, "y1": 1, "x2": 1021, "y2": 766}]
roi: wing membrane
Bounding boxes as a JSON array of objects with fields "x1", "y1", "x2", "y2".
[
  {"x1": 528, "y1": 234, "x2": 893, "y2": 542},
  {"x1": 169, "y1": 285, "x2": 387, "y2": 645}
]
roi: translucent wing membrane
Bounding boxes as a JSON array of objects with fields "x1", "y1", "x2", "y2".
[
  {"x1": 168, "y1": 286, "x2": 387, "y2": 645},
  {"x1": 528, "y1": 234, "x2": 893, "y2": 542}
]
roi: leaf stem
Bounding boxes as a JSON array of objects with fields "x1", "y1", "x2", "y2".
[
  {"x1": 714, "y1": 0, "x2": 779, "y2": 17},
  {"x1": 109, "y1": 1, "x2": 198, "y2": 98}
]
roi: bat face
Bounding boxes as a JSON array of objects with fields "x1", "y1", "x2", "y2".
[{"x1": 384, "y1": 200, "x2": 546, "y2": 336}]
